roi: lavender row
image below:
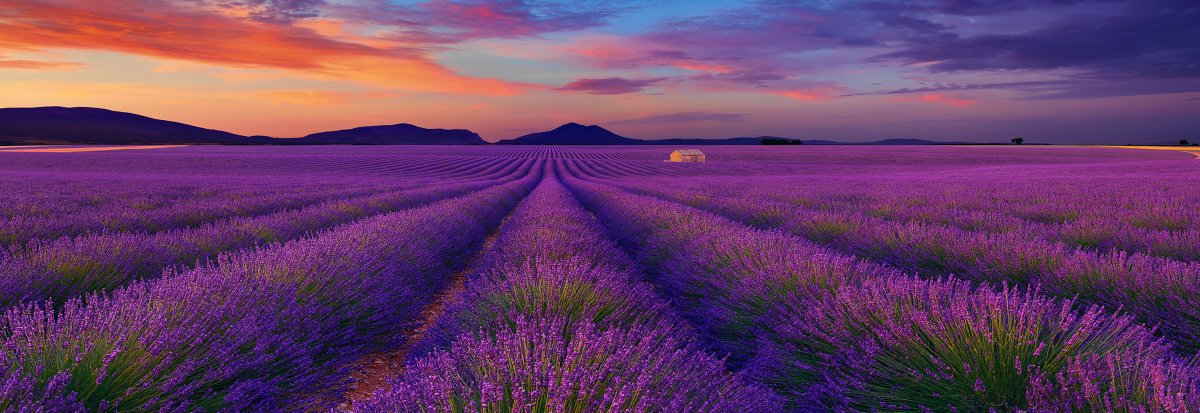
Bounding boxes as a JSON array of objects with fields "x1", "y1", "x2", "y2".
[
  {"x1": 562, "y1": 171, "x2": 1198, "y2": 411},
  {"x1": 0, "y1": 158, "x2": 533, "y2": 308},
  {"x1": 0, "y1": 178, "x2": 403, "y2": 247},
  {"x1": 413, "y1": 174, "x2": 688, "y2": 351},
  {"x1": 0, "y1": 173, "x2": 301, "y2": 220},
  {"x1": 0, "y1": 168, "x2": 541, "y2": 411},
  {"x1": 0, "y1": 179, "x2": 501, "y2": 311},
  {"x1": 647, "y1": 173, "x2": 1200, "y2": 262},
  {"x1": 357, "y1": 170, "x2": 781, "y2": 411},
  {"x1": 568, "y1": 145, "x2": 1194, "y2": 179},
  {"x1": 0, "y1": 145, "x2": 529, "y2": 180},
  {"x1": 831, "y1": 195, "x2": 1200, "y2": 263},
  {"x1": 0, "y1": 154, "x2": 529, "y2": 247},
  {"x1": 608, "y1": 177, "x2": 1200, "y2": 353}
]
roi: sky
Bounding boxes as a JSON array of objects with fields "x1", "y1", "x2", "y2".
[{"x1": 1, "y1": 0, "x2": 1198, "y2": 143}]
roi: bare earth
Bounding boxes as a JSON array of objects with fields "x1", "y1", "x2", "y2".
[{"x1": 335, "y1": 213, "x2": 512, "y2": 410}]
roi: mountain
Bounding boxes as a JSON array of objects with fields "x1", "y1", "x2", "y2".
[
  {"x1": 504, "y1": 127, "x2": 988, "y2": 146},
  {"x1": 0, "y1": 107, "x2": 998, "y2": 146},
  {"x1": 495, "y1": 125, "x2": 977, "y2": 146},
  {"x1": 501, "y1": 125, "x2": 807, "y2": 145},
  {"x1": 648, "y1": 136, "x2": 776, "y2": 145},
  {"x1": 294, "y1": 123, "x2": 485, "y2": 145},
  {"x1": 500, "y1": 123, "x2": 643, "y2": 145},
  {"x1": 0, "y1": 107, "x2": 254, "y2": 144},
  {"x1": 0, "y1": 107, "x2": 487, "y2": 145}
]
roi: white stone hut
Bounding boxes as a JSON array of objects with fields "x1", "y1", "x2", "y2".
[{"x1": 669, "y1": 149, "x2": 705, "y2": 163}]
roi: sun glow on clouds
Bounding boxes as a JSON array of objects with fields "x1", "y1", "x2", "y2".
[
  {"x1": 242, "y1": 90, "x2": 405, "y2": 106},
  {"x1": 0, "y1": 57, "x2": 85, "y2": 71},
  {"x1": 771, "y1": 88, "x2": 843, "y2": 101},
  {"x1": 0, "y1": 1, "x2": 521, "y2": 95}
]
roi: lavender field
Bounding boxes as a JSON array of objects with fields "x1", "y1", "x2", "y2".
[{"x1": 1, "y1": 145, "x2": 1198, "y2": 412}]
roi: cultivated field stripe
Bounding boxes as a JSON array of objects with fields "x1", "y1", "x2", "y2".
[
  {"x1": 607, "y1": 178, "x2": 1200, "y2": 353},
  {"x1": 561, "y1": 163, "x2": 1193, "y2": 411},
  {"x1": 617, "y1": 174, "x2": 1200, "y2": 262},
  {"x1": 352, "y1": 162, "x2": 781, "y2": 411},
  {"x1": 0, "y1": 181, "x2": 411, "y2": 248},
  {"x1": 0, "y1": 157, "x2": 539, "y2": 310},
  {"x1": 334, "y1": 192, "x2": 516, "y2": 410},
  {"x1": 0, "y1": 164, "x2": 542, "y2": 411},
  {"x1": 0, "y1": 179, "x2": 502, "y2": 309}
]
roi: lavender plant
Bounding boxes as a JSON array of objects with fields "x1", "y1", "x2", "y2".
[
  {"x1": 562, "y1": 171, "x2": 1195, "y2": 411},
  {"x1": 0, "y1": 171, "x2": 538, "y2": 411},
  {"x1": 359, "y1": 172, "x2": 780, "y2": 411}
]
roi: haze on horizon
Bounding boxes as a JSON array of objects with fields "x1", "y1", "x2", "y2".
[{"x1": 1, "y1": 0, "x2": 1197, "y2": 144}]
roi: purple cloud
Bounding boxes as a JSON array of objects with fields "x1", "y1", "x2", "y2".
[
  {"x1": 556, "y1": 77, "x2": 663, "y2": 94},
  {"x1": 842, "y1": 81, "x2": 1074, "y2": 97},
  {"x1": 610, "y1": 111, "x2": 750, "y2": 125},
  {"x1": 202, "y1": 0, "x2": 326, "y2": 23},
  {"x1": 557, "y1": 0, "x2": 1198, "y2": 99},
  {"x1": 876, "y1": 1, "x2": 1199, "y2": 78},
  {"x1": 331, "y1": 0, "x2": 624, "y2": 44}
]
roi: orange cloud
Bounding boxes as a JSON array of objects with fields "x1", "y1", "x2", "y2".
[
  {"x1": 239, "y1": 90, "x2": 403, "y2": 105},
  {"x1": 242, "y1": 90, "x2": 357, "y2": 106},
  {"x1": 0, "y1": 1, "x2": 522, "y2": 95},
  {"x1": 896, "y1": 93, "x2": 977, "y2": 107},
  {"x1": 0, "y1": 58, "x2": 84, "y2": 70},
  {"x1": 770, "y1": 87, "x2": 842, "y2": 101}
]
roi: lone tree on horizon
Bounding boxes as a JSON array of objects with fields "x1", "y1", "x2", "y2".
[
  {"x1": 1011, "y1": 137, "x2": 1024, "y2": 145},
  {"x1": 1181, "y1": 139, "x2": 1190, "y2": 145}
]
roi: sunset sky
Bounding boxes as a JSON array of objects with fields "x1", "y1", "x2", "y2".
[{"x1": 1, "y1": 0, "x2": 1197, "y2": 143}]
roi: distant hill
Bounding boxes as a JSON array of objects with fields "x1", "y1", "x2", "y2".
[
  {"x1": 648, "y1": 136, "x2": 777, "y2": 145},
  {"x1": 293, "y1": 123, "x2": 485, "y2": 145},
  {"x1": 496, "y1": 124, "x2": 986, "y2": 146},
  {"x1": 0, "y1": 107, "x2": 255, "y2": 145},
  {"x1": 502, "y1": 126, "x2": 815, "y2": 145},
  {"x1": 499, "y1": 123, "x2": 643, "y2": 145},
  {"x1": 0, "y1": 107, "x2": 488, "y2": 145},
  {"x1": 0, "y1": 107, "x2": 1004, "y2": 146}
]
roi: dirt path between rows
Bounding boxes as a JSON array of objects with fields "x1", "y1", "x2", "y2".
[{"x1": 334, "y1": 213, "x2": 513, "y2": 411}]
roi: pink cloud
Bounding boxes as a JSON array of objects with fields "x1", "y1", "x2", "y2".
[
  {"x1": 556, "y1": 77, "x2": 664, "y2": 95},
  {"x1": 770, "y1": 87, "x2": 843, "y2": 101},
  {"x1": 896, "y1": 93, "x2": 977, "y2": 107},
  {"x1": 558, "y1": 35, "x2": 845, "y2": 97}
]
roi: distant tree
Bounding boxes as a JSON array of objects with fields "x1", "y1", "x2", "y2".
[
  {"x1": 1181, "y1": 139, "x2": 1190, "y2": 145},
  {"x1": 1011, "y1": 137, "x2": 1024, "y2": 145}
]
